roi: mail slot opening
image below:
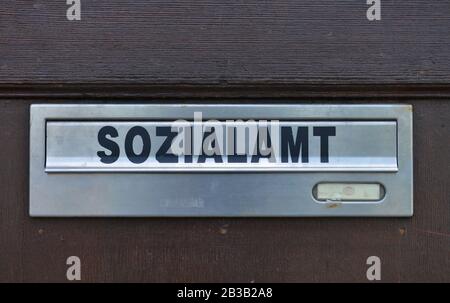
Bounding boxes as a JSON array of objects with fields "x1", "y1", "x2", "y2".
[
  {"x1": 313, "y1": 183, "x2": 385, "y2": 202},
  {"x1": 45, "y1": 120, "x2": 398, "y2": 172}
]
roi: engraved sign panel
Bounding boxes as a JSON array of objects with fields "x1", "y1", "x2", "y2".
[
  {"x1": 45, "y1": 121, "x2": 397, "y2": 172},
  {"x1": 30, "y1": 104, "x2": 413, "y2": 217}
]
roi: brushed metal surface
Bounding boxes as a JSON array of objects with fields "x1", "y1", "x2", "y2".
[
  {"x1": 46, "y1": 121, "x2": 397, "y2": 172},
  {"x1": 30, "y1": 104, "x2": 413, "y2": 217}
]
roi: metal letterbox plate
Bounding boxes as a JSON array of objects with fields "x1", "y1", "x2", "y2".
[{"x1": 30, "y1": 104, "x2": 413, "y2": 217}]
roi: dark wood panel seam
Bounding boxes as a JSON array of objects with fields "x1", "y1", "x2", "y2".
[{"x1": 1, "y1": 84, "x2": 450, "y2": 100}]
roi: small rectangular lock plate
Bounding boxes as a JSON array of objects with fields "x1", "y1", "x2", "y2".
[
  {"x1": 315, "y1": 183, "x2": 384, "y2": 202},
  {"x1": 30, "y1": 104, "x2": 413, "y2": 217}
]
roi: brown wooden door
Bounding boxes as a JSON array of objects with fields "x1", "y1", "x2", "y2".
[{"x1": 0, "y1": 1, "x2": 449, "y2": 282}]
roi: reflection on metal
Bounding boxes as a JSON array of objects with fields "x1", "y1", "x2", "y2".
[
  {"x1": 30, "y1": 104, "x2": 413, "y2": 217},
  {"x1": 46, "y1": 121, "x2": 397, "y2": 172}
]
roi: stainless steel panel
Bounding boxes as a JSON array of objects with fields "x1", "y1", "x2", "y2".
[
  {"x1": 46, "y1": 121, "x2": 397, "y2": 172},
  {"x1": 30, "y1": 104, "x2": 413, "y2": 217}
]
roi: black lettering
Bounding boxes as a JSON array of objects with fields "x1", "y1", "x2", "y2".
[
  {"x1": 313, "y1": 126, "x2": 336, "y2": 163},
  {"x1": 281, "y1": 126, "x2": 308, "y2": 163},
  {"x1": 97, "y1": 126, "x2": 119, "y2": 164},
  {"x1": 228, "y1": 128, "x2": 247, "y2": 163},
  {"x1": 156, "y1": 127, "x2": 178, "y2": 163},
  {"x1": 125, "y1": 126, "x2": 151, "y2": 164},
  {"x1": 184, "y1": 127, "x2": 193, "y2": 163}
]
